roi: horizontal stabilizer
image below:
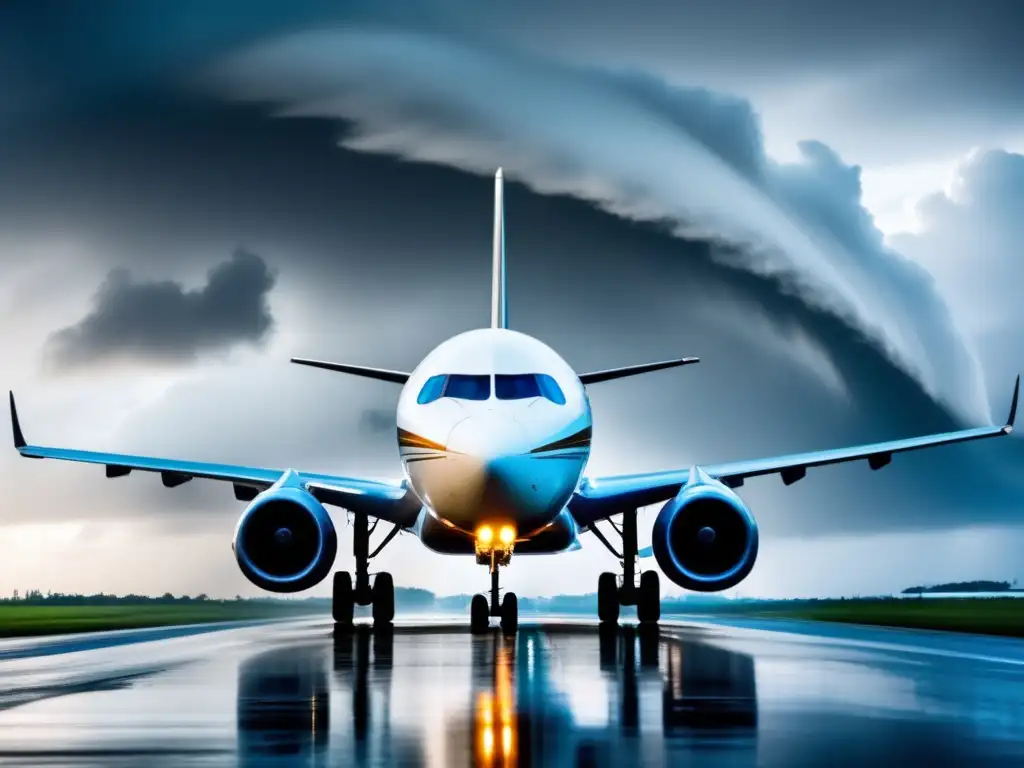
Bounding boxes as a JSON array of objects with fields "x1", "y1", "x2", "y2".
[
  {"x1": 290, "y1": 358, "x2": 410, "y2": 384},
  {"x1": 579, "y1": 357, "x2": 699, "y2": 385}
]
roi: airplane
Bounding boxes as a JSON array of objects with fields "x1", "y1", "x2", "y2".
[{"x1": 8, "y1": 168, "x2": 1020, "y2": 635}]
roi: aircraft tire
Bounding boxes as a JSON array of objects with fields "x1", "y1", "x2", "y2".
[
  {"x1": 333, "y1": 571, "x2": 354, "y2": 625},
  {"x1": 372, "y1": 571, "x2": 395, "y2": 625},
  {"x1": 637, "y1": 570, "x2": 661, "y2": 624},
  {"x1": 500, "y1": 592, "x2": 518, "y2": 634},
  {"x1": 598, "y1": 572, "x2": 620, "y2": 624},
  {"x1": 470, "y1": 594, "x2": 490, "y2": 633}
]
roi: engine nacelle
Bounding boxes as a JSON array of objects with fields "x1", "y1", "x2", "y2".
[
  {"x1": 233, "y1": 486, "x2": 338, "y2": 593},
  {"x1": 651, "y1": 468, "x2": 759, "y2": 592}
]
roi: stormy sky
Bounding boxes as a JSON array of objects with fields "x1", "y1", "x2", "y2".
[{"x1": 1, "y1": 0, "x2": 1022, "y2": 599}]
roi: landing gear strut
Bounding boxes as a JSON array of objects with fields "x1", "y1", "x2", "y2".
[
  {"x1": 592, "y1": 508, "x2": 660, "y2": 625},
  {"x1": 333, "y1": 511, "x2": 402, "y2": 628},
  {"x1": 471, "y1": 549, "x2": 518, "y2": 634}
]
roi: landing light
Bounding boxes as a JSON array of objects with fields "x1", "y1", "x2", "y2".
[
  {"x1": 477, "y1": 526, "x2": 494, "y2": 544},
  {"x1": 499, "y1": 525, "x2": 516, "y2": 545}
]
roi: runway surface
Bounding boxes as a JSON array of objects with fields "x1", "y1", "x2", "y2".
[{"x1": 1, "y1": 615, "x2": 1024, "y2": 767}]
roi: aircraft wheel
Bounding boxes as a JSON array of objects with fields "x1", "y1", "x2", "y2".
[
  {"x1": 500, "y1": 592, "x2": 519, "y2": 634},
  {"x1": 598, "y1": 572, "x2": 620, "y2": 624},
  {"x1": 372, "y1": 571, "x2": 395, "y2": 625},
  {"x1": 637, "y1": 570, "x2": 661, "y2": 624},
  {"x1": 333, "y1": 571, "x2": 354, "y2": 625},
  {"x1": 470, "y1": 594, "x2": 490, "y2": 634}
]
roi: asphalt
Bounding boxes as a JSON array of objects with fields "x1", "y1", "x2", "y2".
[{"x1": 1, "y1": 614, "x2": 1023, "y2": 767}]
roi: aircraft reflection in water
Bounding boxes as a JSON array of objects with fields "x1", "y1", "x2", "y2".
[
  {"x1": 234, "y1": 625, "x2": 758, "y2": 767},
  {"x1": 236, "y1": 645, "x2": 331, "y2": 766}
]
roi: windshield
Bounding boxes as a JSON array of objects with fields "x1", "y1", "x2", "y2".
[
  {"x1": 495, "y1": 374, "x2": 566, "y2": 405},
  {"x1": 417, "y1": 374, "x2": 491, "y2": 403}
]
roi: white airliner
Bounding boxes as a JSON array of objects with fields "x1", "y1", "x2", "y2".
[{"x1": 10, "y1": 168, "x2": 1019, "y2": 634}]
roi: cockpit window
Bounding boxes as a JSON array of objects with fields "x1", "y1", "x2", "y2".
[
  {"x1": 417, "y1": 374, "x2": 447, "y2": 405},
  {"x1": 417, "y1": 374, "x2": 490, "y2": 403},
  {"x1": 418, "y1": 373, "x2": 564, "y2": 404},
  {"x1": 443, "y1": 374, "x2": 490, "y2": 401},
  {"x1": 496, "y1": 373, "x2": 566, "y2": 405},
  {"x1": 537, "y1": 374, "x2": 567, "y2": 405},
  {"x1": 495, "y1": 374, "x2": 541, "y2": 400}
]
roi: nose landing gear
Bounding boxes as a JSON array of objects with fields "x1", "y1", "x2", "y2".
[
  {"x1": 332, "y1": 511, "x2": 402, "y2": 628},
  {"x1": 591, "y1": 507, "x2": 661, "y2": 625},
  {"x1": 470, "y1": 533, "x2": 518, "y2": 634}
]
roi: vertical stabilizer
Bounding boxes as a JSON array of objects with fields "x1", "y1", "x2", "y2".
[{"x1": 491, "y1": 167, "x2": 508, "y2": 329}]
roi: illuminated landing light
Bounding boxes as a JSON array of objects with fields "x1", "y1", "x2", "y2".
[
  {"x1": 477, "y1": 525, "x2": 494, "y2": 545},
  {"x1": 499, "y1": 525, "x2": 516, "y2": 545},
  {"x1": 482, "y1": 726, "x2": 495, "y2": 758},
  {"x1": 502, "y1": 724, "x2": 513, "y2": 756}
]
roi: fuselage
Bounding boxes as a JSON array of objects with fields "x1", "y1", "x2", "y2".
[{"x1": 396, "y1": 328, "x2": 592, "y2": 543}]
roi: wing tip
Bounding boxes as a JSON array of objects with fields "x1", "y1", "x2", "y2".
[
  {"x1": 1005, "y1": 374, "x2": 1019, "y2": 434},
  {"x1": 9, "y1": 391, "x2": 25, "y2": 449}
]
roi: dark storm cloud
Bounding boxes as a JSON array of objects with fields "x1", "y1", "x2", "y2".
[
  {"x1": 45, "y1": 249, "x2": 276, "y2": 369},
  {"x1": 2, "y1": 0, "x2": 1020, "y2": 165},
  {"x1": 0, "y1": 3, "x2": 1020, "y2": 546},
  {"x1": 766, "y1": 141, "x2": 988, "y2": 416},
  {"x1": 209, "y1": 26, "x2": 990, "y2": 422},
  {"x1": 464, "y1": 1, "x2": 1024, "y2": 139},
  {"x1": 602, "y1": 72, "x2": 768, "y2": 183}
]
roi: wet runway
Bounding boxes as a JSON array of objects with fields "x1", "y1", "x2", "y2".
[{"x1": 2, "y1": 616, "x2": 1024, "y2": 767}]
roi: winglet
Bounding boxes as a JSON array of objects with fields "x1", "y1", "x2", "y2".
[
  {"x1": 1005, "y1": 374, "x2": 1019, "y2": 434},
  {"x1": 9, "y1": 391, "x2": 25, "y2": 449}
]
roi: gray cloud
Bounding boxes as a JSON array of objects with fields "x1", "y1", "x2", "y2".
[
  {"x1": 461, "y1": 1, "x2": 1024, "y2": 164},
  {"x1": 767, "y1": 141, "x2": 989, "y2": 417},
  {"x1": 45, "y1": 249, "x2": 276, "y2": 369},
  {"x1": 1, "y1": 4, "x2": 1023, "y2": 596},
  {"x1": 891, "y1": 149, "x2": 1024, "y2": 405},
  {"x1": 3, "y1": 1, "x2": 1021, "y2": 167},
  {"x1": 208, "y1": 26, "x2": 990, "y2": 422},
  {"x1": 359, "y1": 408, "x2": 395, "y2": 435}
]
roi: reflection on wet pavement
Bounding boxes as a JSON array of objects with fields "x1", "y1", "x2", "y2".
[{"x1": 2, "y1": 617, "x2": 1024, "y2": 766}]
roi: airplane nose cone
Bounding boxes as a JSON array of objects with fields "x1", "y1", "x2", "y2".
[
  {"x1": 446, "y1": 412, "x2": 529, "y2": 458},
  {"x1": 405, "y1": 411, "x2": 586, "y2": 534}
]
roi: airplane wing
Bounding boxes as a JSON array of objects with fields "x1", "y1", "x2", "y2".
[
  {"x1": 569, "y1": 375, "x2": 1019, "y2": 527},
  {"x1": 9, "y1": 392, "x2": 421, "y2": 526}
]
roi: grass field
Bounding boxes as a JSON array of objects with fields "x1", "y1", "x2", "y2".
[
  {"x1": 699, "y1": 598, "x2": 1024, "y2": 638},
  {"x1": 0, "y1": 602, "x2": 327, "y2": 639},
  {"x1": 4, "y1": 597, "x2": 1023, "y2": 640}
]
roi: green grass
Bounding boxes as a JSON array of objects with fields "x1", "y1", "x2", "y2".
[
  {"x1": 0, "y1": 603, "x2": 326, "y2": 639},
  {"x1": 701, "y1": 598, "x2": 1024, "y2": 638}
]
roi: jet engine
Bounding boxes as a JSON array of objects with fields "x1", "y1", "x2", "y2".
[
  {"x1": 651, "y1": 468, "x2": 759, "y2": 592},
  {"x1": 233, "y1": 486, "x2": 338, "y2": 593}
]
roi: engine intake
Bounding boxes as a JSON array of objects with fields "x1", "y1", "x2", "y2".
[
  {"x1": 652, "y1": 471, "x2": 758, "y2": 592},
  {"x1": 233, "y1": 486, "x2": 338, "y2": 593}
]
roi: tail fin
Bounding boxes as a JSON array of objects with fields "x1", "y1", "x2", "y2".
[{"x1": 491, "y1": 167, "x2": 508, "y2": 329}]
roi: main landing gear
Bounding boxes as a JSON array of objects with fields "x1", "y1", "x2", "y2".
[
  {"x1": 470, "y1": 525, "x2": 518, "y2": 635},
  {"x1": 333, "y1": 510, "x2": 403, "y2": 628},
  {"x1": 590, "y1": 507, "x2": 661, "y2": 625}
]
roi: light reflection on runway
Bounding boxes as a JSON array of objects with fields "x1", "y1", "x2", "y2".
[{"x1": 2, "y1": 617, "x2": 1024, "y2": 766}]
